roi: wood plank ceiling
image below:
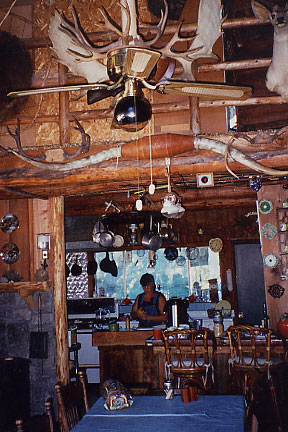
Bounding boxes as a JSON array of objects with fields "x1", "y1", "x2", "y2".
[{"x1": 0, "y1": 0, "x2": 288, "y2": 216}]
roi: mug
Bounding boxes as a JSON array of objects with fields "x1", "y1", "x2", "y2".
[
  {"x1": 109, "y1": 323, "x2": 119, "y2": 332},
  {"x1": 153, "y1": 328, "x2": 162, "y2": 339},
  {"x1": 189, "y1": 385, "x2": 198, "y2": 401}
]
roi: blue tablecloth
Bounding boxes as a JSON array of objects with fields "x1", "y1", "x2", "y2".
[{"x1": 70, "y1": 395, "x2": 245, "y2": 432}]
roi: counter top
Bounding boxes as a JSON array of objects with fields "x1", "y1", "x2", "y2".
[{"x1": 92, "y1": 329, "x2": 153, "y2": 346}]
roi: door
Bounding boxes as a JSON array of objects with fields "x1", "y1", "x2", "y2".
[{"x1": 234, "y1": 243, "x2": 265, "y2": 325}]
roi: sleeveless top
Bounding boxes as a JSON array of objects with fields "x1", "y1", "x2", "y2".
[{"x1": 137, "y1": 291, "x2": 163, "y2": 327}]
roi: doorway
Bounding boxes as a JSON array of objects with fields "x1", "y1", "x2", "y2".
[{"x1": 234, "y1": 242, "x2": 265, "y2": 325}]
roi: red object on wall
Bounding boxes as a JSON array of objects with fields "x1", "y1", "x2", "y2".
[{"x1": 278, "y1": 314, "x2": 288, "y2": 338}]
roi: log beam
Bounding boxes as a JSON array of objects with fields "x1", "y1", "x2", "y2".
[{"x1": 52, "y1": 196, "x2": 69, "y2": 385}]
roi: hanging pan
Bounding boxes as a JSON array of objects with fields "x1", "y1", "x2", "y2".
[
  {"x1": 99, "y1": 230, "x2": 114, "y2": 248},
  {"x1": 100, "y1": 252, "x2": 113, "y2": 274},
  {"x1": 71, "y1": 255, "x2": 82, "y2": 276},
  {"x1": 141, "y1": 215, "x2": 162, "y2": 251},
  {"x1": 87, "y1": 256, "x2": 97, "y2": 275}
]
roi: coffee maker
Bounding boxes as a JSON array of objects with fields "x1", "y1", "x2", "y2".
[{"x1": 166, "y1": 298, "x2": 189, "y2": 327}]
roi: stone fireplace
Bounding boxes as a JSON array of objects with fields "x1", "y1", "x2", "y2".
[{"x1": 0, "y1": 290, "x2": 57, "y2": 422}]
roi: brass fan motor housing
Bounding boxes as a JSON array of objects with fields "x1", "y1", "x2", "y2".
[{"x1": 107, "y1": 46, "x2": 161, "y2": 82}]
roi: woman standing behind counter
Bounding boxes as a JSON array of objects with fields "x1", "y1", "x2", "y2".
[{"x1": 131, "y1": 273, "x2": 168, "y2": 328}]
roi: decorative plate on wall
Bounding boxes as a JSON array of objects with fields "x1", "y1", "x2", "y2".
[
  {"x1": 0, "y1": 214, "x2": 19, "y2": 233},
  {"x1": 268, "y1": 284, "x2": 285, "y2": 298},
  {"x1": 186, "y1": 247, "x2": 199, "y2": 260},
  {"x1": 263, "y1": 253, "x2": 278, "y2": 269},
  {"x1": 261, "y1": 223, "x2": 277, "y2": 239},
  {"x1": 209, "y1": 237, "x2": 223, "y2": 253},
  {"x1": 0, "y1": 243, "x2": 20, "y2": 264},
  {"x1": 259, "y1": 200, "x2": 273, "y2": 215}
]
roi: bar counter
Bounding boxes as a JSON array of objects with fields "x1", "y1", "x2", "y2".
[{"x1": 92, "y1": 330, "x2": 286, "y2": 393}]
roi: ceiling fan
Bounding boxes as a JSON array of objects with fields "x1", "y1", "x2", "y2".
[{"x1": 8, "y1": 0, "x2": 252, "y2": 131}]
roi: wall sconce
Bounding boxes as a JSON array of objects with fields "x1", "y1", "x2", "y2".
[{"x1": 37, "y1": 234, "x2": 50, "y2": 259}]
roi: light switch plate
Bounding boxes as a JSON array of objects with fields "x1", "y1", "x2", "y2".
[{"x1": 196, "y1": 173, "x2": 214, "y2": 187}]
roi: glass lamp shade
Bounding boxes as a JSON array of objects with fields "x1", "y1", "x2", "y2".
[
  {"x1": 173, "y1": 202, "x2": 186, "y2": 219},
  {"x1": 114, "y1": 95, "x2": 152, "y2": 132},
  {"x1": 161, "y1": 193, "x2": 185, "y2": 219}
]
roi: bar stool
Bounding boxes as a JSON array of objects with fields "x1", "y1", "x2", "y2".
[
  {"x1": 227, "y1": 325, "x2": 286, "y2": 432},
  {"x1": 162, "y1": 328, "x2": 217, "y2": 392}
]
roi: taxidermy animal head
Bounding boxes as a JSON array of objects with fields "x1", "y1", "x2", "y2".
[
  {"x1": 252, "y1": 1, "x2": 288, "y2": 98},
  {"x1": 0, "y1": 31, "x2": 33, "y2": 124}
]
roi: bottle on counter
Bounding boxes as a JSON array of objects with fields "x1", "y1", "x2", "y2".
[
  {"x1": 261, "y1": 302, "x2": 270, "y2": 329},
  {"x1": 126, "y1": 314, "x2": 130, "y2": 331},
  {"x1": 213, "y1": 311, "x2": 224, "y2": 337}
]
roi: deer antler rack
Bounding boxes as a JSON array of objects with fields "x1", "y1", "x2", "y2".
[{"x1": 7, "y1": 120, "x2": 46, "y2": 162}]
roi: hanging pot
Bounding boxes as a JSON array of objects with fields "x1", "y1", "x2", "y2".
[
  {"x1": 113, "y1": 234, "x2": 124, "y2": 248},
  {"x1": 141, "y1": 215, "x2": 162, "y2": 251},
  {"x1": 87, "y1": 257, "x2": 97, "y2": 275},
  {"x1": 99, "y1": 230, "x2": 114, "y2": 248},
  {"x1": 92, "y1": 219, "x2": 105, "y2": 243},
  {"x1": 160, "y1": 221, "x2": 175, "y2": 244},
  {"x1": 164, "y1": 246, "x2": 178, "y2": 262},
  {"x1": 71, "y1": 255, "x2": 82, "y2": 276}
]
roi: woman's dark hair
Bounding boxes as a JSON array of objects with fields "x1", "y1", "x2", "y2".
[{"x1": 140, "y1": 273, "x2": 155, "y2": 289}]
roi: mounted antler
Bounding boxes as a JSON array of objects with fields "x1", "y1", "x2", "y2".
[
  {"x1": 48, "y1": 9, "x2": 109, "y2": 83},
  {"x1": 62, "y1": 117, "x2": 91, "y2": 159},
  {"x1": 7, "y1": 119, "x2": 46, "y2": 162}
]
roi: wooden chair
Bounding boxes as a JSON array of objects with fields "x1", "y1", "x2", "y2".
[
  {"x1": 55, "y1": 371, "x2": 89, "y2": 432},
  {"x1": 227, "y1": 325, "x2": 285, "y2": 432},
  {"x1": 16, "y1": 400, "x2": 54, "y2": 432},
  {"x1": 162, "y1": 328, "x2": 217, "y2": 392}
]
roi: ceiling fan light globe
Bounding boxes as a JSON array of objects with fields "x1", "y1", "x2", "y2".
[{"x1": 114, "y1": 96, "x2": 152, "y2": 131}]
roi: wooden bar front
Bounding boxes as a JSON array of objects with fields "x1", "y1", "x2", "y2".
[
  {"x1": 92, "y1": 331, "x2": 286, "y2": 393},
  {"x1": 92, "y1": 330, "x2": 156, "y2": 391}
]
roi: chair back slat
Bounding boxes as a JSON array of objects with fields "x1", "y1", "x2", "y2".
[
  {"x1": 227, "y1": 325, "x2": 273, "y2": 368},
  {"x1": 16, "y1": 400, "x2": 54, "y2": 432},
  {"x1": 55, "y1": 371, "x2": 89, "y2": 432},
  {"x1": 162, "y1": 328, "x2": 216, "y2": 389}
]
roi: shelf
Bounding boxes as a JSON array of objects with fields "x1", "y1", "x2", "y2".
[{"x1": 0, "y1": 281, "x2": 52, "y2": 309}]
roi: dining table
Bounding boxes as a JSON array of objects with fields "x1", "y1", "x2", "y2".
[{"x1": 70, "y1": 394, "x2": 245, "y2": 432}]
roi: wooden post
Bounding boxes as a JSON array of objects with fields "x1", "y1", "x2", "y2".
[{"x1": 52, "y1": 196, "x2": 69, "y2": 385}]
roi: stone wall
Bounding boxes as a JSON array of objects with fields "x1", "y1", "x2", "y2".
[{"x1": 0, "y1": 290, "x2": 57, "y2": 416}]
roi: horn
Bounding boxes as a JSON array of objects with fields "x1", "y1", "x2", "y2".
[{"x1": 7, "y1": 133, "x2": 288, "y2": 176}]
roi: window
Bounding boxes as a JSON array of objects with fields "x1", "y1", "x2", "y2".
[{"x1": 66, "y1": 247, "x2": 221, "y2": 301}]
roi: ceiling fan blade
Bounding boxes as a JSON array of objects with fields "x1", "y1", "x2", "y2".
[
  {"x1": 155, "y1": 80, "x2": 252, "y2": 100},
  {"x1": 87, "y1": 83, "x2": 124, "y2": 105},
  {"x1": 7, "y1": 83, "x2": 110, "y2": 98}
]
